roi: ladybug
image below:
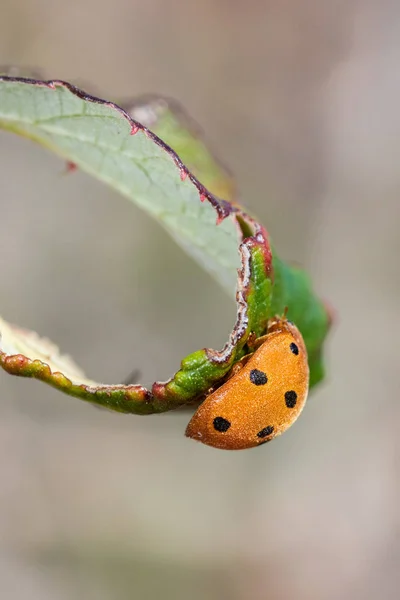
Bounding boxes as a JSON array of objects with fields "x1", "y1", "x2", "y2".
[{"x1": 185, "y1": 316, "x2": 309, "y2": 450}]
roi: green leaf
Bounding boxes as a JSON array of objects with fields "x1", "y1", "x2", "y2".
[
  {"x1": 0, "y1": 76, "x2": 331, "y2": 415},
  {"x1": 0, "y1": 236, "x2": 272, "y2": 412},
  {"x1": 0, "y1": 316, "x2": 155, "y2": 414},
  {"x1": 0, "y1": 77, "x2": 240, "y2": 291},
  {"x1": 123, "y1": 95, "x2": 236, "y2": 202},
  {"x1": 118, "y1": 96, "x2": 332, "y2": 385}
]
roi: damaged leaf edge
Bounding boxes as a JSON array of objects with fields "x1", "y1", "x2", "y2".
[
  {"x1": 0, "y1": 229, "x2": 272, "y2": 414},
  {"x1": 0, "y1": 76, "x2": 274, "y2": 414}
]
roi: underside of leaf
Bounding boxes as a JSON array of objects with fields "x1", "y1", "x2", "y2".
[
  {"x1": 121, "y1": 95, "x2": 237, "y2": 202},
  {"x1": 0, "y1": 76, "x2": 331, "y2": 414}
]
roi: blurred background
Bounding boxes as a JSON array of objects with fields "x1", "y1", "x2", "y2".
[{"x1": 0, "y1": 1, "x2": 399, "y2": 598}]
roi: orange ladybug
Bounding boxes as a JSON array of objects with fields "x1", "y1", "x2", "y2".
[{"x1": 185, "y1": 317, "x2": 309, "y2": 450}]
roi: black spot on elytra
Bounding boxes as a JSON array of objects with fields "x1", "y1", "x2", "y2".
[
  {"x1": 213, "y1": 417, "x2": 231, "y2": 432},
  {"x1": 285, "y1": 390, "x2": 297, "y2": 408},
  {"x1": 249, "y1": 369, "x2": 268, "y2": 386},
  {"x1": 290, "y1": 342, "x2": 299, "y2": 355},
  {"x1": 257, "y1": 425, "x2": 274, "y2": 438}
]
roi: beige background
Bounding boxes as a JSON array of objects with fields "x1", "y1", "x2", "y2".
[{"x1": 0, "y1": 1, "x2": 399, "y2": 599}]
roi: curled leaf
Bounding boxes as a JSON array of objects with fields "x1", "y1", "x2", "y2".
[
  {"x1": 0, "y1": 76, "x2": 331, "y2": 414},
  {"x1": 0, "y1": 231, "x2": 272, "y2": 412}
]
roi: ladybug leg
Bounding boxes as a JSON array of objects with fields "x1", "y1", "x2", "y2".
[
  {"x1": 247, "y1": 332, "x2": 269, "y2": 351},
  {"x1": 122, "y1": 368, "x2": 141, "y2": 385},
  {"x1": 221, "y1": 354, "x2": 252, "y2": 383},
  {"x1": 247, "y1": 331, "x2": 258, "y2": 348},
  {"x1": 230, "y1": 356, "x2": 248, "y2": 375},
  {"x1": 247, "y1": 313, "x2": 290, "y2": 351}
]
